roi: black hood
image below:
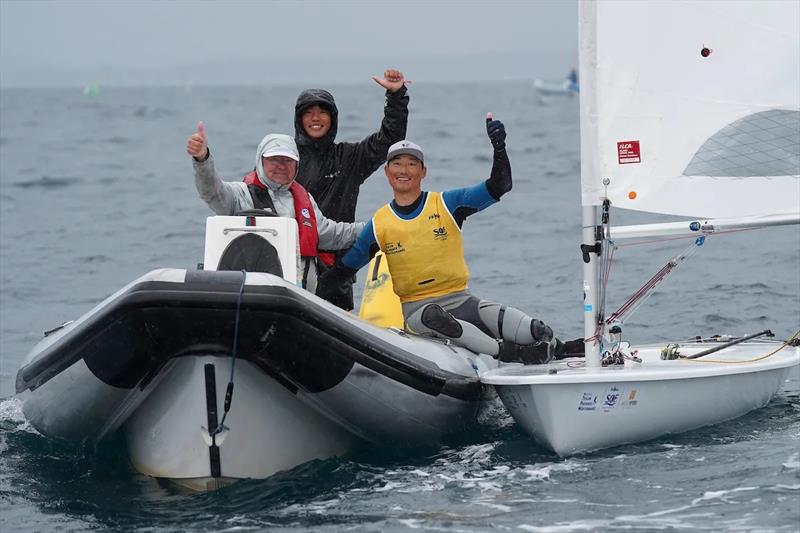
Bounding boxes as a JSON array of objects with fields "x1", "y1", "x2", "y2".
[{"x1": 294, "y1": 89, "x2": 339, "y2": 148}]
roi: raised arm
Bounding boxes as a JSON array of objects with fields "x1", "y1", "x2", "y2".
[
  {"x1": 343, "y1": 69, "x2": 410, "y2": 181},
  {"x1": 485, "y1": 112, "x2": 511, "y2": 200},
  {"x1": 187, "y1": 121, "x2": 251, "y2": 215},
  {"x1": 186, "y1": 121, "x2": 209, "y2": 161},
  {"x1": 441, "y1": 114, "x2": 511, "y2": 227}
]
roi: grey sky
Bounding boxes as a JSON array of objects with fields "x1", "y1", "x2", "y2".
[{"x1": 0, "y1": 0, "x2": 578, "y2": 87}]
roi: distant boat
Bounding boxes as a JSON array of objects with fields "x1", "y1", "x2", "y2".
[
  {"x1": 533, "y1": 68, "x2": 579, "y2": 96},
  {"x1": 82, "y1": 83, "x2": 100, "y2": 97}
]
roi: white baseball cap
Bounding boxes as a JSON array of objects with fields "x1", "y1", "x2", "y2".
[
  {"x1": 386, "y1": 140, "x2": 424, "y2": 164},
  {"x1": 260, "y1": 134, "x2": 299, "y2": 161}
]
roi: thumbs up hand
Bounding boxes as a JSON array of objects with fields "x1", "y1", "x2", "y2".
[
  {"x1": 186, "y1": 121, "x2": 209, "y2": 160},
  {"x1": 485, "y1": 112, "x2": 506, "y2": 151}
]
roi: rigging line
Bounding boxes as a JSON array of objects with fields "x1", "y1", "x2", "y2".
[
  {"x1": 608, "y1": 264, "x2": 673, "y2": 323},
  {"x1": 593, "y1": 237, "x2": 614, "y2": 341},
  {"x1": 598, "y1": 242, "x2": 616, "y2": 331},
  {"x1": 680, "y1": 329, "x2": 799, "y2": 364},
  {"x1": 595, "y1": 197, "x2": 613, "y2": 340},
  {"x1": 606, "y1": 239, "x2": 703, "y2": 325},
  {"x1": 209, "y1": 269, "x2": 247, "y2": 438}
]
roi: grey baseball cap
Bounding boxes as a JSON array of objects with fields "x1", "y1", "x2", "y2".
[{"x1": 386, "y1": 140, "x2": 424, "y2": 164}]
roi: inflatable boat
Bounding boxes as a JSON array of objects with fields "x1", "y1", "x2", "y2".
[{"x1": 15, "y1": 213, "x2": 498, "y2": 490}]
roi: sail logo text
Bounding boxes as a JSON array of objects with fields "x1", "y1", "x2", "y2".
[{"x1": 617, "y1": 140, "x2": 641, "y2": 164}]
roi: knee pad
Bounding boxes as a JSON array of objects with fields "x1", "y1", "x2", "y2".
[
  {"x1": 420, "y1": 304, "x2": 463, "y2": 338},
  {"x1": 531, "y1": 319, "x2": 553, "y2": 343},
  {"x1": 478, "y1": 301, "x2": 539, "y2": 345}
]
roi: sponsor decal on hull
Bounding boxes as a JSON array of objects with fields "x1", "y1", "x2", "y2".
[{"x1": 578, "y1": 387, "x2": 639, "y2": 413}]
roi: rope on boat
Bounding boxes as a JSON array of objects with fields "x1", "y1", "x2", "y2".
[
  {"x1": 596, "y1": 199, "x2": 613, "y2": 336},
  {"x1": 679, "y1": 329, "x2": 800, "y2": 364},
  {"x1": 586, "y1": 210, "x2": 784, "y2": 351},
  {"x1": 604, "y1": 237, "x2": 704, "y2": 327},
  {"x1": 209, "y1": 269, "x2": 247, "y2": 437}
]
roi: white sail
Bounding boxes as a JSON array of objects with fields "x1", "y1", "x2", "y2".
[
  {"x1": 482, "y1": 0, "x2": 800, "y2": 459},
  {"x1": 579, "y1": 0, "x2": 800, "y2": 218}
]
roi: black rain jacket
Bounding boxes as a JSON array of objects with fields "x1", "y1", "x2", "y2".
[{"x1": 293, "y1": 86, "x2": 409, "y2": 223}]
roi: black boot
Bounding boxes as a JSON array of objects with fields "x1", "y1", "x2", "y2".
[
  {"x1": 557, "y1": 338, "x2": 585, "y2": 359},
  {"x1": 498, "y1": 341, "x2": 553, "y2": 365}
]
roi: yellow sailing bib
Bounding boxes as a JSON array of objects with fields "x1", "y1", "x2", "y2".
[
  {"x1": 358, "y1": 251, "x2": 404, "y2": 328},
  {"x1": 373, "y1": 192, "x2": 469, "y2": 303}
]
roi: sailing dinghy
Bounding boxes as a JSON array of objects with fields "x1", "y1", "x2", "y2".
[
  {"x1": 482, "y1": 0, "x2": 800, "y2": 456},
  {"x1": 15, "y1": 214, "x2": 497, "y2": 490}
]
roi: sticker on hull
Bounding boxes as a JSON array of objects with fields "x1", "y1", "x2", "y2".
[{"x1": 578, "y1": 387, "x2": 640, "y2": 413}]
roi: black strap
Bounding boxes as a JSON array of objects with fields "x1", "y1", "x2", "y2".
[
  {"x1": 301, "y1": 258, "x2": 312, "y2": 289},
  {"x1": 247, "y1": 184, "x2": 277, "y2": 212},
  {"x1": 497, "y1": 305, "x2": 506, "y2": 340},
  {"x1": 203, "y1": 363, "x2": 222, "y2": 478},
  {"x1": 371, "y1": 253, "x2": 382, "y2": 281}
]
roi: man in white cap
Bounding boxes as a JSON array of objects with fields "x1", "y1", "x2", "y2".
[
  {"x1": 186, "y1": 124, "x2": 363, "y2": 297},
  {"x1": 316, "y1": 114, "x2": 583, "y2": 363}
]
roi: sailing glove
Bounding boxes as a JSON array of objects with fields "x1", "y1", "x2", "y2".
[
  {"x1": 316, "y1": 262, "x2": 357, "y2": 310},
  {"x1": 486, "y1": 117, "x2": 506, "y2": 151}
]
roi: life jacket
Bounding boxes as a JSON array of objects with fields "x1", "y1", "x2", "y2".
[
  {"x1": 242, "y1": 171, "x2": 319, "y2": 259},
  {"x1": 372, "y1": 191, "x2": 469, "y2": 303}
]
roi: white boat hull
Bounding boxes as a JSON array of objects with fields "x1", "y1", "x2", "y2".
[
  {"x1": 482, "y1": 342, "x2": 799, "y2": 455},
  {"x1": 125, "y1": 357, "x2": 356, "y2": 491}
]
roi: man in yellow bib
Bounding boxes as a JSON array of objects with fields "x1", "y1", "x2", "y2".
[{"x1": 317, "y1": 114, "x2": 583, "y2": 363}]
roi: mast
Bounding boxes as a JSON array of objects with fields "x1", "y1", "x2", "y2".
[
  {"x1": 578, "y1": 0, "x2": 601, "y2": 367},
  {"x1": 582, "y1": 205, "x2": 601, "y2": 367}
]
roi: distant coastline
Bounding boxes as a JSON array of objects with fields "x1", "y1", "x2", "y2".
[{"x1": 0, "y1": 50, "x2": 575, "y2": 89}]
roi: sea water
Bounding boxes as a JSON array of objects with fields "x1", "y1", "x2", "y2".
[{"x1": 1, "y1": 82, "x2": 798, "y2": 531}]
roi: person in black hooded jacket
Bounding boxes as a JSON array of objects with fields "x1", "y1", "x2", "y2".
[
  {"x1": 294, "y1": 68, "x2": 409, "y2": 309},
  {"x1": 294, "y1": 69, "x2": 408, "y2": 224}
]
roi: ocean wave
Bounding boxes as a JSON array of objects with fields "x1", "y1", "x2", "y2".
[
  {"x1": 133, "y1": 106, "x2": 177, "y2": 118},
  {"x1": 782, "y1": 453, "x2": 800, "y2": 470},
  {"x1": 11, "y1": 176, "x2": 81, "y2": 189},
  {"x1": 74, "y1": 255, "x2": 111, "y2": 264}
]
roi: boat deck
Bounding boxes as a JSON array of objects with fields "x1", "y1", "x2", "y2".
[{"x1": 481, "y1": 341, "x2": 800, "y2": 385}]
